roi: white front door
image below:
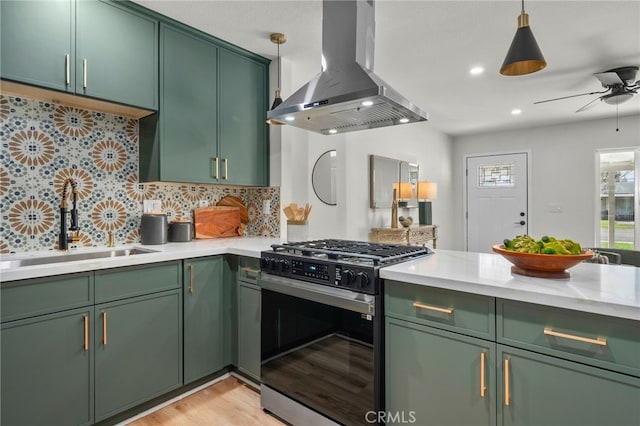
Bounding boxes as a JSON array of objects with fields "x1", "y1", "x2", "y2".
[{"x1": 466, "y1": 153, "x2": 529, "y2": 253}]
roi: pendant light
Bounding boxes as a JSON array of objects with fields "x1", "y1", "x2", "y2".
[
  {"x1": 266, "y1": 33, "x2": 286, "y2": 125},
  {"x1": 500, "y1": 0, "x2": 546, "y2": 76}
]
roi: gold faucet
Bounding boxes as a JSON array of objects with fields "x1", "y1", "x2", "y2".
[
  {"x1": 108, "y1": 231, "x2": 115, "y2": 248},
  {"x1": 58, "y1": 178, "x2": 80, "y2": 251}
]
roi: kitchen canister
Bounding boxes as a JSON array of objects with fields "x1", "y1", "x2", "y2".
[
  {"x1": 168, "y1": 220, "x2": 193, "y2": 242},
  {"x1": 287, "y1": 220, "x2": 308, "y2": 242},
  {"x1": 140, "y1": 213, "x2": 168, "y2": 245}
]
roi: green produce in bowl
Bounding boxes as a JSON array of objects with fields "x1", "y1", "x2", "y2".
[{"x1": 502, "y1": 235, "x2": 582, "y2": 255}]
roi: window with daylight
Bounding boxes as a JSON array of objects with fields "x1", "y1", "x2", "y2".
[
  {"x1": 597, "y1": 149, "x2": 638, "y2": 250},
  {"x1": 477, "y1": 163, "x2": 514, "y2": 188}
]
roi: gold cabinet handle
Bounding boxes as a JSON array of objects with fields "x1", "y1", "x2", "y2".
[
  {"x1": 504, "y1": 358, "x2": 510, "y2": 406},
  {"x1": 543, "y1": 327, "x2": 607, "y2": 346},
  {"x1": 82, "y1": 58, "x2": 87, "y2": 88},
  {"x1": 83, "y1": 314, "x2": 89, "y2": 351},
  {"x1": 188, "y1": 264, "x2": 194, "y2": 294},
  {"x1": 223, "y1": 158, "x2": 228, "y2": 180},
  {"x1": 412, "y1": 301, "x2": 454, "y2": 315},
  {"x1": 213, "y1": 157, "x2": 219, "y2": 180},
  {"x1": 102, "y1": 311, "x2": 107, "y2": 346},
  {"x1": 480, "y1": 352, "x2": 486, "y2": 397},
  {"x1": 65, "y1": 54, "x2": 70, "y2": 86}
]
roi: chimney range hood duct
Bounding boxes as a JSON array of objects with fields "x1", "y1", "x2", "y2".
[{"x1": 266, "y1": 0, "x2": 428, "y2": 135}]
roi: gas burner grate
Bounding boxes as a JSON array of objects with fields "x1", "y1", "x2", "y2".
[{"x1": 271, "y1": 239, "x2": 431, "y2": 266}]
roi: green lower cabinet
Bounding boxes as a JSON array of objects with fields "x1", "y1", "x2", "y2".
[
  {"x1": 386, "y1": 317, "x2": 496, "y2": 426},
  {"x1": 497, "y1": 345, "x2": 640, "y2": 426},
  {"x1": 237, "y1": 282, "x2": 261, "y2": 381},
  {"x1": 94, "y1": 290, "x2": 182, "y2": 422},
  {"x1": 184, "y1": 256, "x2": 224, "y2": 383},
  {"x1": 1, "y1": 307, "x2": 93, "y2": 426}
]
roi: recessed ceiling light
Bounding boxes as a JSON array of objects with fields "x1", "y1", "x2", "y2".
[
  {"x1": 362, "y1": 100, "x2": 374, "y2": 107},
  {"x1": 399, "y1": 117, "x2": 410, "y2": 124},
  {"x1": 511, "y1": 109, "x2": 522, "y2": 115},
  {"x1": 285, "y1": 116, "x2": 295, "y2": 122},
  {"x1": 470, "y1": 66, "x2": 484, "y2": 76},
  {"x1": 328, "y1": 129, "x2": 338, "y2": 134}
]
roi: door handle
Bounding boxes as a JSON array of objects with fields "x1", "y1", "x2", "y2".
[
  {"x1": 480, "y1": 352, "x2": 486, "y2": 397},
  {"x1": 514, "y1": 220, "x2": 525, "y2": 225},
  {"x1": 83, "y1": 314, "x2": 89, "y2": 351},
  {"x1": 188, "y1": 264, "x2": 194, "y2": 294},
  {"x1": 82, "y1": 58, "x2": 87, "y2": 88},
  {"x1": 102, "y1": 311, "x2": 108, "y2": 346}
]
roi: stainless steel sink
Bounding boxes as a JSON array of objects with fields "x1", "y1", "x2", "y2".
[{"x1": 0, "y1": 247, "x2": 158, "y2": 269}]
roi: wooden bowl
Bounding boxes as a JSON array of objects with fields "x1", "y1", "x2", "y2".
[{"x1": 492, "y1": 245, "x2": 594, "y2": 278}]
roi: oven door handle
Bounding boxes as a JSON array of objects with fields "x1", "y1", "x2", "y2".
[{"x1": 259, "y1": 275, "x2": 375, "y2": 316}]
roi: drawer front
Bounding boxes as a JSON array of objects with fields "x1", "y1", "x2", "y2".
[
  {"x1": 386, "y1": 280, "x2": 495, "y2": 340},
  {"x1": 409, "y1": 226, "x2": 435, "y2": 241},
  {"x1": 497, "y1": 299, "x2": 640, "y2": 377},
  {"x1": 238, "y1": 256, "x2": 261, "y2": 285},
  {"x1": 95, "y1": 261, "x2": 181, "y2": 303},
  {"x1": 1, "y1": 272, "x2": 93, "y2": 322}
]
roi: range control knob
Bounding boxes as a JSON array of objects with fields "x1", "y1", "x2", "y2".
[
  {"x1": 342, "y1": 269, "x2": 355, "y2": 285},
  {"x1": 260, "y1": 257, "x2": 269, "y2": 269},
  {"x1": 356, "y1": 272, "x2": 370, "y2": 288},
  {"x1": 269, "y1": 258, "x2": 279, "y2": 271},
  {"x1": 278, "y1": 259, "x2": 290, "y2": 272}
]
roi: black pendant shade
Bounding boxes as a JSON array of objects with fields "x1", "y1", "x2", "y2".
[
  {"x1": 500, "y1": 6, "x2": 546, "y2": 76},
  {"x1": 266, "y1": 33, "x2": 286, "y2": 125}
]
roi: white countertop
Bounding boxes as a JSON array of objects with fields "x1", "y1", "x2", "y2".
[
  {"x1": 381, "y1": 249, "x2": 640, "y2": 321},
  {"x1": 1, "y1": 237, "x2": 280, "y2": 282},
  {"x1": 3, "y1": 242, "x2": 639, "y2": 321}
]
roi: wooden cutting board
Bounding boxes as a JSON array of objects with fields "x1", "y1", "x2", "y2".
[
  {"x1": 193, "y1": 206, "x2": 241, "y2": 239},
  {"x1": 216, "y1": 195, "x2": 249, "y2": 224}
]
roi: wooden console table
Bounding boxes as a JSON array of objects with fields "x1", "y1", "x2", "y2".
[{"x1": 370, "y1": 225, "x2": 437, "y2": 248}]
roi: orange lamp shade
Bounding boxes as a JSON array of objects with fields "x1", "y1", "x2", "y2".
[
  {"x1": 393, "y1": 182, "x2": 413, "y2": 199},
  {"x1": 418, "y1": 181, "x2": 437, "y2": 201}
]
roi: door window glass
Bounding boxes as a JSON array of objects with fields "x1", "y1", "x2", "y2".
[{"x1": 477, "y1": 163, "x2": 515, "y2": 188}]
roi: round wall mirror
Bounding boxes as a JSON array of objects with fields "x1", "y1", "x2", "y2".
[{"x1": 312, "y1": 150, "x2": 337, "y2": 205}]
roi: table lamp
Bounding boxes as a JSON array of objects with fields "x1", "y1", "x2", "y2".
[
  {"x1": 418, "y1": 181, "x2": 437, "y2": 225},
  {"x1": 393, "y1": 182, "x2": 413, "y2": 208}
]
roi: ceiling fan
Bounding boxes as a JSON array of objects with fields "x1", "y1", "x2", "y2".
[{"x1": 534, "y1": 66, "x2": 639, "y2": 112}]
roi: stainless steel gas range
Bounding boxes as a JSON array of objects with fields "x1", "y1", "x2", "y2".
[{"x1": 259, "y1": 239, "x2": 432, "y2": 426}]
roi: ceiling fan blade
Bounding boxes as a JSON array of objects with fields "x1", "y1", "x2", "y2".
[
  {"x1": 534, "y1": 90, "x2": 608, "y2": 104},
  {"x1": 575, "y1": 97, "x2": 602, "y2": 113},
  {"x1": 594, "y1": 72, "x2": 624, "y2": 86}
]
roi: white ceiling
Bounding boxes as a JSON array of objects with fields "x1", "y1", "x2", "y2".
[{"x1": 133, "y1": 0, "x2": 640, "y2": 136}]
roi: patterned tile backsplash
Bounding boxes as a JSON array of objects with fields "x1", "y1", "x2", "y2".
[{"x1": 0, "y1": 94, "x2": 280, "y2": 254}]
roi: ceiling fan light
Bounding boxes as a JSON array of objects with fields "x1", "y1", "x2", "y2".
[
  {"x1": 500, "y1": 10, "x2": 547, "y2": 76},
  {"x1": 603, "y1": 93, "x2": 634, "y2": 105}
]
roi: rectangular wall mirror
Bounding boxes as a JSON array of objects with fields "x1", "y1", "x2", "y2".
[{"x1": 369, "y1": 155, "x2": 419, "y2": 209}]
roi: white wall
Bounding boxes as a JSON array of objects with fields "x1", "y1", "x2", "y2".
[
  {"x1": 452, "y1": 114, "x2": 640, "y2": 250},
  {"x1": 274, "y1": 115, "x2": 455, "y2": 248}
]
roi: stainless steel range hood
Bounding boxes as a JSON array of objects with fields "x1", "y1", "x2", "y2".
[{"x1": 266, "y1": 0, "x2": 428, "y2": 135}]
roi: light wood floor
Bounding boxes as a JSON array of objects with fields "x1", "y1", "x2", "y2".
[{"x1": 127, "y1": 377, "x2": 285, "y2": 426}]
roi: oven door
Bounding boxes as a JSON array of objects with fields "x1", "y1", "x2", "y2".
[{"x1": 259, "y1": 274, "x2": 381, "y2": 426}]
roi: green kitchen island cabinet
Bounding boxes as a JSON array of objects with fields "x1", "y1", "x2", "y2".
[
  {"x1": 183, "y1": 256, "x2": 225, "y2": 383},
  {"x1": 385, "y1": 277, "x2": 640, "y2": 426},
  {"x1": 386, "y1": 318, "x2": 496, "y2": 426},
  {"x1": 140, "y1": 22, "x2": 269, "y2": 186},
  {"x1": 1, "y1": 307, "x2": 94, "y2": 426},
  {"x1": 236, "y1": 257, "x2": 262, "y2": 382},
  {"x1": 497, "y1": 345, "x2": 640, "y2": 426}
]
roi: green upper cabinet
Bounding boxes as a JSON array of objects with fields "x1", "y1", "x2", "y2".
[
  {"x1": 219, "y1": 50, "x2": 269, "y2": 186},
  {"x1": 75, "y1": 0, "x2": 158, "y2": 109},
  {"x1": 141, "y1": 22, "x2": 269, "y2": 186},
  {"x1": 158, "y1": 24, "x2": 218, "y2": 184},
  {"x1": 0, "y1": 0, "x2": 157, "y2": 110},
  {"x1": 183, "y1": 256, "x2": 225, "y2": 383},
  {"x1": 0, "y1": 0, "x2": 74, "y2": 92}
]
